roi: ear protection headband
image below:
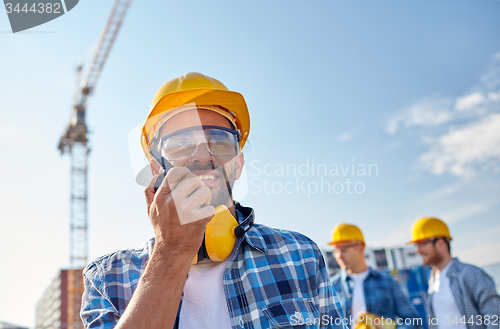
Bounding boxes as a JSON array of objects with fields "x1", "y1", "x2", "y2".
[{"x1": 193, "y1": 203, "x2": 255, "y2": 264}]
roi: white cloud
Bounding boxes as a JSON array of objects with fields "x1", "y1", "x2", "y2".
[
  {"x1": 489, "y1": 89, "x2": 500, "y2": 101},
  {"x1": 387, "y1": 54, "x2": 500, "y2": 178},
  {"x1": 418, "y1": 113, "x2": 500, "y2": 178},
  {"x1": 386, "y1": 97, "x2": 453, "y2": 134},
  {"x1": 438, "y1": 201, "x2": 496, "y2": 223},
  {"x1": 335, "y1": 133, "x2": 352, "y2": 142},
  {"x1": 454, "y1": 92, "x2": 487, "y2": 112},
  {"x1": 423, "y1": 182, "x2": 465, "y2": 201},
  {"x1": 480, "y1": 65, "x2": 500, "y2": 90}
]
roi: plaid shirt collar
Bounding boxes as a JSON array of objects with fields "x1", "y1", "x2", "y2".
[
  {"x1": 236, "y1": 203, "x2": 268, "y2": 254},
  {"x1": 243, "y1": 228, "x2": 268, "y2": 253},
  {"x1": 445, "y1": 257, "x2": 460, "y2": 277}
]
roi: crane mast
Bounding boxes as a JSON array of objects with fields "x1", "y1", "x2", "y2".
[{"x1": 58, "y1": 0, "x2": 132, "y2": 270}]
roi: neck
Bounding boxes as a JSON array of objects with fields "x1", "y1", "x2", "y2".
[
  {"x1": 346, "y1": 261, "x2": 368, "y2": 274},
  {"x1": 434, "y1": 254, "x2": 453, "y2": 272},
  {"x1": 228, "y1": 205, "x2": 236, "y2": 218},
  {"x1": 226, "y1": 199, "x2": 236, "y2": 218}
]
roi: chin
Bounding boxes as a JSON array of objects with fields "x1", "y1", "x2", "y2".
[
  {"x1": 210, "y1": 183, "x2": 234, "y2": 206},
  {"x1": 210, "y1": 192, "x2": 232, "y2": 208}
]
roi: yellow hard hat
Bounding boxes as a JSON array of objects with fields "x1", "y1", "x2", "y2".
[
  {"x1": 409, "y1": 217, "x2": 452, "y2": 244},
  {"x1": 140, "y1": 72, "x2": 250, "y2": 161},
  {"x1": 327, "y1": 223, "x2": 365, "y2": 246}
]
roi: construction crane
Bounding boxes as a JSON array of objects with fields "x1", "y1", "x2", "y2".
[
  {"x1": 58, "y1": 0, "x2": 132, "y2": 270},
  {"x1": 55, "y1": 2, "x2": 132, "y2": 326}
]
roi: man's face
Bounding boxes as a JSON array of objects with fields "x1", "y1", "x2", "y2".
[
  {"x1": 156, "y1": 108, "x2": 244, "y2": 208},
  {"x1": 415, "y1": 239, "x2": 441, "y2": 266},
  {"x1": 333, "y1": 241, "x2": 364, "y2": 271}
]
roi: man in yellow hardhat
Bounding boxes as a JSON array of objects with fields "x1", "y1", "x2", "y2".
[
  {"x1": 80, "y1": 72, "x2": 346, "y2": 328},
  {"x1": 329, "y1": 223, "x2": 421, "y2": 329},
  {"x1": 409, "y1": 217, "x2": 499, "y2": 329}
]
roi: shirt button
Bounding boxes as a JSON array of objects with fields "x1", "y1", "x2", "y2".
[{"x1": 239, "y1": 317, "x2": 244, "y2": 328}]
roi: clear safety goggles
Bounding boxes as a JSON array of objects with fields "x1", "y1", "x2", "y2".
[
  {"x1": 158, "y1": 125, "x2": 240, "y2": 162},
  {"x1": 414, "y1": 237, "x2": 450, "y2": 247},
  {"x1": 333, "y1": 242, "x2": 361, "y2": 255}
]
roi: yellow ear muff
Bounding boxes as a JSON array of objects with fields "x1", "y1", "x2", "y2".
[{"x1": 205, "y1": 205, "x2": 238, "y2": 262}]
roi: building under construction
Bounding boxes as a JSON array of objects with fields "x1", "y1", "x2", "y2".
[{"x1": 35, "y1": 269, "x2": 84, "y2": 329}]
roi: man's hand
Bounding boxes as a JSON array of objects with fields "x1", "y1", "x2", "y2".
[
  {"x1": 144, "y1": 167, "x2": 215, "y2": 260},
  {"x1": 115, "y1": 167, "x2": 214, "y2": 329}
]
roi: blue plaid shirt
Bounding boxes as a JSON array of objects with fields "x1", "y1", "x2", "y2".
[
  {"x1": 331, "y1": 268, "x2": 422, "y2": 329},
  {"x1": 81, "y1": 207, "x2": 346, "y2": 328},
  {"x1": 427, "y1": 258, "x2": 500, "y2": 329}
]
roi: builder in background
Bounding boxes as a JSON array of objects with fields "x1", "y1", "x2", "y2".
[
  {"x1": 409, "y1": 217, "x2": 500, "y2": 329},
  {"x1": 330, "y1": 223, "x2": 421, "y2": 329}
]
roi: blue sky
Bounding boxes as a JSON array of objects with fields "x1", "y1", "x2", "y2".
[{"x1": 1, "y1": 0, "x2": 500, "y2": 327}]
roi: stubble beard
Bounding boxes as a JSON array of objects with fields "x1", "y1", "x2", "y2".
[
  {"x1": 210, "y1": 165, "x2": 236, "y2": 207},
  {"x1": 187, "y1": 159, "x2": 237, "y2": 208},
  {"x1": 425, "y1": 247, "x2": 443, "y2": 266}
]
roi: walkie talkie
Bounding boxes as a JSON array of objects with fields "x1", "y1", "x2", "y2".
[{"x1": 149, "y1": 148, "x2": 174, "y2": 193}]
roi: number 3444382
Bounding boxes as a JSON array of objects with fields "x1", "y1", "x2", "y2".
[{"x1": 5, "y1": 3, "x2": 62, "y2": 14}]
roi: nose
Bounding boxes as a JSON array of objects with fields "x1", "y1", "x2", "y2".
[{"x1": 191, "y1": 142, "x2": 214, "y2": 164}]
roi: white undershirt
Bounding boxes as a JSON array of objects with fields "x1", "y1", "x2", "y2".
[
  {"x1": 349, "y1": 268, "x2": 370, "y2": 319},
  {"x1": 432, "y1": 261, "x2": 466, "y2": 329},
  {"x1": 179, "y1": 256, "x2": 232, "y2": 329}
]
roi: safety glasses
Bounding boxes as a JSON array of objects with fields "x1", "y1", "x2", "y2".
[
  {"x1": 414, "y1": 239, "x2": 436, "y2": 247},
  {"x1": 159, "y1": 125, "x2": 240, "y2": 162},
  {"x1": 414, "y1": 237, "x2": 449, "y2": 247},
  {"x1": 333, "y1": 243, "x2": 361, "y2": 255}
]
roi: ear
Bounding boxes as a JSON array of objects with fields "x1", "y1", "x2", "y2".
[
  {"x1": 357, "y1": 243, "x2": 365, "y2": 256},
  {"x1": 234, "y1": 153, "x2": 245, "y2": 180},
  {"x1": 436, "y1": 239, "x2": 448, "y2": 255}
]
